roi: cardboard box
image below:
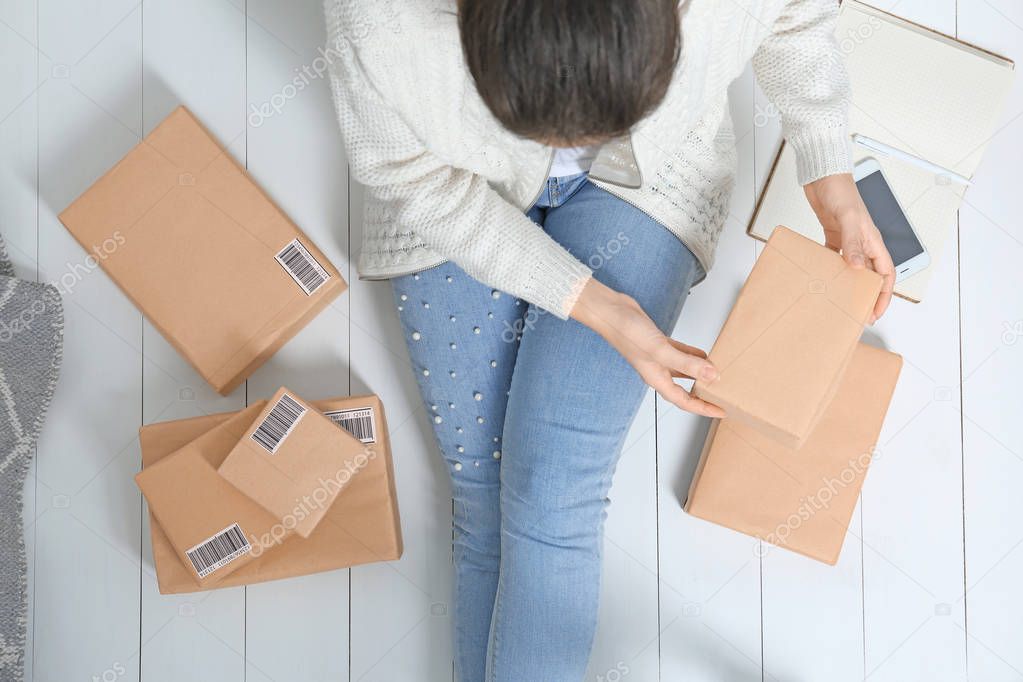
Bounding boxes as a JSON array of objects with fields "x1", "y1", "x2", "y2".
[
  {"x1": 59, "y1": 106, "x2": 346, "y2": 395},
  {"x1": 140, "y1": 395, "x2": 402, "y2": 594},
  {"x1": 135, "y1": 402, "x2": 285, "y2": 587},
  {"x1": 685, "y1": 343, "x2": 902, "y2": 564},
  {"x1": 693, "y1": 226, "x2": 881, "y2": 448},
  {"x1": 218, "y1": 388, "x2": 368, "y2": 538}
]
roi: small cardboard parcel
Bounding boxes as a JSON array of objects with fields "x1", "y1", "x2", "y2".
[
  {"x1": 218, "y1": 388, "x2": 368, "y2": 539},
  {"x1": 693, "y1": 226, "x2": 882, "y2": 449},
  {"x1": 59, "y1": 106, "x2": 346, "y2": 394}
]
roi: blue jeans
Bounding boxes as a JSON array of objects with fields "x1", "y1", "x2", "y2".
[{"x1": 392, "y1": 173, "x2": 704, "y2": 681}]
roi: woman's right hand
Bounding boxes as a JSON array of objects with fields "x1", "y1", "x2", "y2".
[{"x1": 571, "y1": 278, "x2": 725, "y2": 417}]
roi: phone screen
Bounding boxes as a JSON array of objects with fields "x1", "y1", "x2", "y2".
[{"x1": 855, "y1": 170, "x2": 925, "y2": 266}]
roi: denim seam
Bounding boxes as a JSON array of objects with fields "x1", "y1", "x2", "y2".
[{"x1": 487, "y1": 569, "x2": 504, "y2": 681}]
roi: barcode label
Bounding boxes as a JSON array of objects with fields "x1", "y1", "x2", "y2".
[
  {"x1": 275, "y1": 238, "x2": 330, "y2": 295},
  {"x1": 324, "y1": 407, "x2": 377, "y2": 443},
  {"x1": 251, "y1": 393, "x2": 307, "y2": 453},
  {"x1": 185, "y1": 523, "x2": 251, "y2": 578}
]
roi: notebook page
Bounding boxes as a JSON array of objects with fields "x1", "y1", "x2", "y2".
[
  {"x1": 845, "y1": 1, "x2": 1013, "y2": 177},
  {"x1": 749, "y1": 1, "x2": 1013, "y2": 302}
]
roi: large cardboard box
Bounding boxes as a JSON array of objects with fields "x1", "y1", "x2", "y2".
[
  {"x1": 136, "y1": 402, "x2": 285, "y2": 588},
  {"x1": 218, "y1": 388, "x2": 368, "y2": 538},
  {"x1": 59, "y1": 106, "x2": 346, "y2": 394},
  {"x1": 140, "y1": 395, "x2": 402, "y2": 594},
  {"x1": 693, "y1": 227, "x2": 881, "y2": 448},
  {"x1": 685, "y1": 343, "x2": 902, "y2": 564}
]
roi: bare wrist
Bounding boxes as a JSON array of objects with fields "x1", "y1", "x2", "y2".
[{"x1": 570, "y1": 278, "x2": 630, "y2": 336}]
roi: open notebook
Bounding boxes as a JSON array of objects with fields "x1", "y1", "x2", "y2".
[{"x1": 749, "y1": 0, "x2": 1014, "y2": 302}]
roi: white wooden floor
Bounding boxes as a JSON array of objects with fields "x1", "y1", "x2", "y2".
[{"x1": 2, "y1": 1, "x2": 1021, "y2": 680}]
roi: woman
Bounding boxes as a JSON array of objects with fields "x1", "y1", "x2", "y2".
[{"x1": 327, "y1": 0, "x2": 894, "y2": 679}]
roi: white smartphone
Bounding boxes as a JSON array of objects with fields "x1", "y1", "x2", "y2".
[{"x1": 853, "y1": 157, "x2": 930, "y2": 282}]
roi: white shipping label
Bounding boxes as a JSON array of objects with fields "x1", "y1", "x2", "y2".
[
  {"x1": 324, "y1": 406, "x2": 377, "y2": 443},
  {"x1": 251, "y1": 393, "x2": 307, "y2": 453},
  {"x1": 275, "y1": 238, "x2": 330, "y2": 295},
  {"x1": 185, "y1": 523, "x2": 251, "y2": 578}
]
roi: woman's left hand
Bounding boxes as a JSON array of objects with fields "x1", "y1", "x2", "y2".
[{"x1": 804, "y1": 173, "x2": 895, "y2": 323}]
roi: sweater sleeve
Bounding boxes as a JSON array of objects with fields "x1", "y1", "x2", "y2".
[
  {"x1": 751, "y1": 0, "x2": 853, "y2": 185},
  {"x1": 325, "y1": 27, "x2": 592, "y2": 319}
]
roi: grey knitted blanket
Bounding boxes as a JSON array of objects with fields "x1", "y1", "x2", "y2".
[{"x1": 0, "y1": 235, "x2": 63, "y2": 681}]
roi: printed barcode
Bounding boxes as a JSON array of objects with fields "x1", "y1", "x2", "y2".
[
  {"x1": 276, "y1": 238, "x2": 330, "y2": 295},
  {"x1": 185, "y1": 523, "x2": 251, "y2": 578},
  {"x1": 251, "y1": 393, "x2": 307, "y2": 453},
  {"x1": 324, "y1": 407, "x2": 377, "y2": 444}
]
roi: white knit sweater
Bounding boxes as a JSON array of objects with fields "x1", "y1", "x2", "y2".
[{"x1": 325, "y1": 0, "x2": 852, "y2": 319}]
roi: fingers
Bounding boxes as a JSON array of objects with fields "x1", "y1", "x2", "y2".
[
  {"x1": 645, "y1": 356, "x2": 725, "y2": 417},
  {"x1": 667, "y1": 338, "x2": 708, "y2": 360},
  {"x1": 844, "y1": 222, "x2": 896, "y2": 323},
  {"x1": 867, "y1": 243, "x2": 896, "y2": 324},
  {"x1": 656, "y1": 341, "x2": 718, "y2": 382},
  {"x1": 652, "y1": 376, "x2": 726, "y2": 418},
  {"x1": 842, "y1": 243, "x2": 868, "y2": 270},
  {"x1": 839, "y1": 221, "x2": 869, "y2": 270},
  {"x1": 856, "y1": 224, "x2": 896, "y2": 323}
]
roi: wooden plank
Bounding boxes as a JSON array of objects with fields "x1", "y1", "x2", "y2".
[
  {"x1": 657, "y1": 68, "x2": 764, "y2": 682},
  {"x1": 0, "y1": 0, "x2": 39, "y2": 274},
  {"x1": 31, "y1": 1, "x2": 143, "y2": 680},
  {"x1": 0, "y1": 2, "x2": 40, "y2": 680},
  {"x1": 860, "y1": 247, "x2": 966, "y2": 682},
  {"x1": 138, "y1": 1, "x2": 248, "y2": 680},
  {"x1": 957, "y1": 2, "x2": 1023, "y2": 680},
  {"x1": 346, "y1": 183, "x2": 455, "y2": 680},
  {"x1": 242, "y1": 0, "x2": 352, "y2": 679},
  {"x1": 852, "y1": 3, "x2": 967, "y2": 678}
]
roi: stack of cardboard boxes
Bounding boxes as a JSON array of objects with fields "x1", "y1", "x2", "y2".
[
  {"x1": 59, "y1": 106, "x2": 402, "y2": 592},
  {"x1": 138, "y1": 390, "x2": 401, "y2": 593},
  {"x1": 686, "y1": 227, "x2": 903, "y2": 564}
]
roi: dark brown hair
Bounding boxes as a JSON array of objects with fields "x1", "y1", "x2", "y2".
[{"x1": 458, "y1": 0, "x2": 681, "y2": 144}]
